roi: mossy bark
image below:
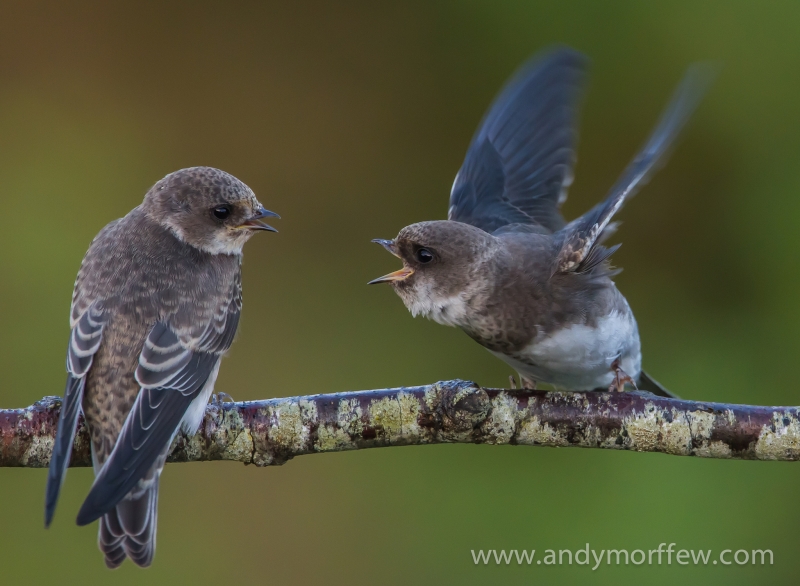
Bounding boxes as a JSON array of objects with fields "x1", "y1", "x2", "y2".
[{"x1": 3, "y1": 380, "x2": 799, "y2": 468}]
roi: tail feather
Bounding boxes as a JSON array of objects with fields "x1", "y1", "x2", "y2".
[
  {"x1": 98, "y1": 477, "x2": 160, "y2": 568},
  {"x1": 637, "y1": 370, "x2": 680, "y2": 399},
  {"x1": 99, "y1": 511, "x2": 126, "y2": 569}
]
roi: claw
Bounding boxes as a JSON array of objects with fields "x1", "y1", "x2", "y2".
[
  {"x1": 608, "y1": 359, "x2": 636, "y2": 392},
  {"x1": 212, "y1": 391, "x2": 235, "y2": 406}
]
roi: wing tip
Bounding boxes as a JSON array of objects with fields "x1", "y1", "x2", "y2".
[
  {"x1": 76, "y1": 489, "x2": 110, "y2": 526},
  {"x1": 522, "y1": 44, "x2": 589, "y2": 72},
  {"x1": 44, "y1": 473, "x2": 58, "y2": 528},
  {"x1": 44, "y1": 471, "x2": 63, "y2": 527},
  {"x1": 76, "y1": 507, "x2": 103, "y2": 527},
  {"x1": 44, "y1": 505, "x2": 55, "y2": 529}
]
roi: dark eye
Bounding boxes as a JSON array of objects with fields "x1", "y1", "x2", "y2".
[
  {"x1": 415, "y1": 248, "x2": 434, "y2": 263},
  {"x1": 212, "y1": 205, "x2": 231, "y2": 220}
]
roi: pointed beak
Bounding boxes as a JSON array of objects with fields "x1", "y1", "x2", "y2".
[
  {"x1": 240, "y1": 206, "x2": 280, "y2": 232},
  {"x1": 371, "y1": 238, "x2": 400, "y2": 258},
  {"x1": 368, "y1": 267, "x2": 415, "y2": 285},
  {"x1": 369, "y1": 238, "x2": 411, "y2": 284}
]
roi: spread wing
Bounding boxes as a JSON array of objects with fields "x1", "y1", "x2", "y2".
[
  {"x1": 76, "y1": 278, "x2": 241, "y2": 527},
  {"x1": 555, "y1": 63, "x2": 714, "y2": 274},
  {"x1": 45, "y1": 303, "x2": 106, "y2": 527},
  {"x1": 448, "y1": 47, "x2": 587, "y2": 234}
]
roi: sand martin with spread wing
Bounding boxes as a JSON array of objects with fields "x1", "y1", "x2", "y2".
[
  {"x1": 45, "y1": 166, "x2": 278, "y2": 567},
  {"x1": 369, "y1": 48, "x2": 710, "y2": 395}
]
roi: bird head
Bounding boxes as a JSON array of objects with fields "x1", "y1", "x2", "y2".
[
  {"x1": 143, "y1": 166, "x2": 279, "y2": 255},
  {"x1": 369, "y1": 220, "x2": 497, "y2": 324}
]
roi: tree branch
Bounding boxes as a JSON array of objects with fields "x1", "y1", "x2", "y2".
[{"x1": 2, "y1": 380, "x2": 799, "y2": 468}]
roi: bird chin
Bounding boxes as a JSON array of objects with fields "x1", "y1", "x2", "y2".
[
  {"x1": 199, "y1": 231, "x2": 252, "y2": 255},
  {"x1": 395, "y1": 282, "x2": 467, "y2": 328}
]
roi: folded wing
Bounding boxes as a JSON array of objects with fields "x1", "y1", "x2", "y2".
[
  {"x1": 45, "y1": 303, "x2": 105, "y2": 527},
  {"x1": 76, "y1": 290, "x2": 241, "y2": 526}
]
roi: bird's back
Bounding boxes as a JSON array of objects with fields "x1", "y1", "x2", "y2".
[{"x1": 458, "y1": 230, "x2": 619, "y2": 351}]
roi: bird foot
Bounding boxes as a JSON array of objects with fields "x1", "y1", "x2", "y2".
[
  {"x1": 521, "y1": 376, "x2": 537, "y2": 390},
  {"x1": 212, "y1": 391, "x2": 235, "y2": 406},
  {"x1": 608, "y1": 359, "x2": 636, "y2": 393},
  {"x1": 509, "y1": 375, "x2": 517, "y2": 390}
]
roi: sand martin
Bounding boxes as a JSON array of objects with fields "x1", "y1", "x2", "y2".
[
  {"x1": 369, "y1": 48, "x2": 710, "y2": 395},
  {"x1": 45, "y1": 166, "x2": 278, "y2": 567}
]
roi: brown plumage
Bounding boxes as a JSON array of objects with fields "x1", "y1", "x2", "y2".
[
  {"x1": 370, "y1": 48, "x2": 711, "y2": 395},
  {"x1": 45, "y1": 166, "x2": 278, "y2": 568}
]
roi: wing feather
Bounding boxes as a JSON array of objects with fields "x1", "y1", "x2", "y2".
[
  {"x1": 555, "y1": 63, "x2": 714, "y2": 274},
  {"x1": 76, "y1": 287, "x2": 240, "y2": 526},
  {"x1": 448, "y1": 47, "x2": 587, "y2": 234},
  {"x1": 45, "y1": 304, "x2": 105, "y2": 527}
]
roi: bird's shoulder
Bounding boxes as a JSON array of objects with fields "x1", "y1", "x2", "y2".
[{"x1": 491, "y1": 230, "x2": 558, "y2": 277}]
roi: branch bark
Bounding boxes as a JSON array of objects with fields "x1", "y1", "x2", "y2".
[{"x1": 3, "y1": 380, "x2": 800, "y2": 468}]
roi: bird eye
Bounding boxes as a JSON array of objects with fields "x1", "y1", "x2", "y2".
[
  {"x1": 212, "y1": 205, "x2": 232, "y2": 220},
  {"x1": 416, "y1": 248, "x2": 434, "y2": 263}
]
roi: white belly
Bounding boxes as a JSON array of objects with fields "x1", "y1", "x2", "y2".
[{"x1": 491, "y1": 309, "x2": 641, "y2": 391}]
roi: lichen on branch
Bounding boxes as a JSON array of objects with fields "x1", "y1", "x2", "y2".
[{"x1": 2, "y1": 380, "x2": 799, "y2": 468}]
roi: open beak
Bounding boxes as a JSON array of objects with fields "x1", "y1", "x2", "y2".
[
  {"x1": 240, "y1": 206, "x2": 280, "y2": 232},
  {"x1": 368, "y1": 239, "x2": 413, "y2": 284},
  {"x1": 368, "y1": 267, "x2": 414, "y2": 285}
]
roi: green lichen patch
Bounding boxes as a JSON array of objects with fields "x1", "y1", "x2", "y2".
[
  {"x1": 688, "y1": 410, "x2": 716, "y2": 440},
  {"x1": 177, "y1": 430, "x2": 206, "y2": 462},
  {"x1": 337, "y1": 398, "x2": 364, "y2": 437},
  {"x1": 223, "y1": 426, "x2": 255, "y2": 463},
  {"x1": 481, "y1": 392, "x2": 521, "y2": 444},
  {"x1": 396, "y1": 392, "x2": 422, "y2": 444},
  {"x1": 299, "y1": 399, "x2": 318, "y2": 423},
  {"x1": 624, "y1": 402, "x2": 692, "y2": 455},
  {"x1": 694, "y1": 440, "x2": 732, "y2": 459},
  {"x1": 517, "y1": 415, "x2": 569, "y2": 447},
  {"x1": 368, "y1": 396, "x2": 402, "y2": 443},
  {"x1": 315, "y1": 424, "x2": 354, "y2": 452},
  {"x1": 268, "y1": 401, "x2": 310, "y2": 453},
  {"x1": 686, "y1": 410, "x2": 731, "y2": 458},
  {"x1": 755, "y1": 411, "x2": 800, "y2": 461},
  {"x1": 367, "y1": 393, "x2": 421, "y2": 444}
]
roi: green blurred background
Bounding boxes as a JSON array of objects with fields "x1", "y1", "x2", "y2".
[{"x1": 0, "y1": 1, "x2": 798, "y2": 583}]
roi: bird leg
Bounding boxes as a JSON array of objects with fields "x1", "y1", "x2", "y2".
[
  {"x1": 212, "y1": 391, "x2": 235, "y2": 406},
  {"x1": 508, "y1": 375, "x2": 517, "y2": 390},
  {"x1": 520, "y1": 376, "x2": 537, "y2": 390},
  {"x1": 608, "y1": 359, "x2": 636, "y2": 393}
]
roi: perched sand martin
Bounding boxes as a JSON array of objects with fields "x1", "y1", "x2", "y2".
[
  {"x1": 45, "y1": 167, "x2": 278, "y2": 567},
  {"x1": 369, "y1": 48, "x2": 710, "y2": 395}
]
